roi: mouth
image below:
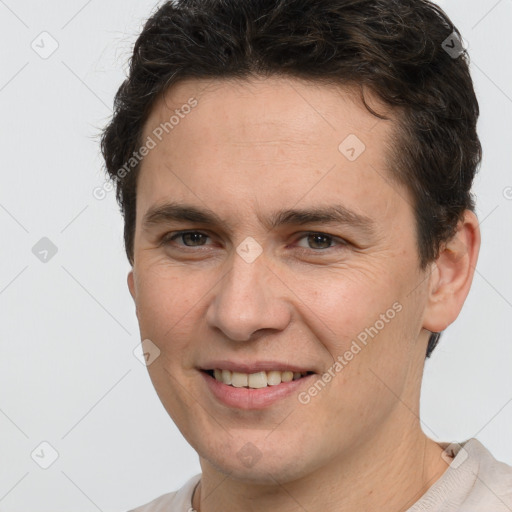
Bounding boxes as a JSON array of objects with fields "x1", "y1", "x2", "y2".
[{"x1": 202, "y1": 369, "x2": 316, "y2": 389}]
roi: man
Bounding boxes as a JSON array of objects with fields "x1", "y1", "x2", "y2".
[{"x1": 101, "y1": 0, "x2": 512, "y2": 510}]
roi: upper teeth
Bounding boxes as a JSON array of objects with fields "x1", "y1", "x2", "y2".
[{"x1": 212, "y1": 369, "x2": 308, "y2": 388}]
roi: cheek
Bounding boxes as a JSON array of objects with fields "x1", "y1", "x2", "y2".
[
  {"x1": 298, "y1": 279, "x2": 416, "y2": 442},
  {"x1": 294, "y1": 265, "x2": 420, "y2": 408},
  {"x1": 296, "y1": 267, "x2": 400, "y2": 344},
  {"x1": 134, "y1": 265, "x2": 206, "y2": 347}
]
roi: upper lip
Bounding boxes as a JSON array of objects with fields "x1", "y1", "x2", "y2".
[{"x1": 198, "y1": 360, "x2": 316, "y2": 374}]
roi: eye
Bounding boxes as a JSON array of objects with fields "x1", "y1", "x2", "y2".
[
  {"x1": 294, "y1": 232, "x2": 348, "y2": 251},
  {"x1": 159, "y1": 230, "x2": 349, "y2": 253},
  {"x1": 161, "y1": 231, "x2": 211, "y2": 247}
]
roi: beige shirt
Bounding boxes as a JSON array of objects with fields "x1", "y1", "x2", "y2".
[{"x1": 129, "y1": 438, "x2": 512, "y2": 512}]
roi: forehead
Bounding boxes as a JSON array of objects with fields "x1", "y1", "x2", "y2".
[
  {"x1": 143, "y1": 76, "x2": 391, "y2": 148},
  {"x1": 136, "y1": 76, "x2": 411, "y2": 231}
]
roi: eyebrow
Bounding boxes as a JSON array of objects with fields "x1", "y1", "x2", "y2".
[{"x1": 142, "y1": 201, "x2": 376, "y2": 235}]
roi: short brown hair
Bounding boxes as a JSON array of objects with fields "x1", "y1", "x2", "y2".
[{"x1": 101, "y1": 0, "x2": 481, "y2": 357}]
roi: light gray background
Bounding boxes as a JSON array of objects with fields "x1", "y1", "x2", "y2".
[{"x1": 0, "y1": 0, "x2": 511, "y2": 510}]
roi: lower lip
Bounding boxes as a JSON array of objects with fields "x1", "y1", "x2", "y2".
[{"x1": 201, "y1": 371, "x2": 315, "y2": 410}]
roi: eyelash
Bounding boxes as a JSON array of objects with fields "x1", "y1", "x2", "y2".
[{"x1": 159, "y1": 230, "x2": 349, "y2": 253}]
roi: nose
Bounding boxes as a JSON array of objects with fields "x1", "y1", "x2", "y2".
[{"x1": 204, "y1": 249, "x2": 292, "y2": 342}]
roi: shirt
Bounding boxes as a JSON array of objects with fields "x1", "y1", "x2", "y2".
[{"x1": 128, "y1": 438, "x2": 512, "y2": 512}]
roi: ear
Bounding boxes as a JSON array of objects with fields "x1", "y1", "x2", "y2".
[
  {"x1": 422, "y1": 210, "x2": 481, "y2": 333},
  {"x1": 127, "y1": 269, "x2": 136, "y2": 302}
]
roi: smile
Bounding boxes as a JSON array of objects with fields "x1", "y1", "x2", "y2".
[{"x1": 206, "y1": 369, "x2": 313, "y2": 388}]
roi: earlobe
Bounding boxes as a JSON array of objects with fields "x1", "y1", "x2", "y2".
[{"x1": 422, "y1": 210, "x2": 481, "y2": 333}]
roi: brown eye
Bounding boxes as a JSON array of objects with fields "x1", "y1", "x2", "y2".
[
  {"x1": 306, "y1": 233, "x2": 333, "y2": 250},
  {"x1": 162, "y1": 231, "x2": 210, "y2": 247},
  {"x1": 180, "y1": 232, "x2": 208, "y2": 246},
  {"x1": 295, "y1": 232, "x2": 347, "y2": 251}
]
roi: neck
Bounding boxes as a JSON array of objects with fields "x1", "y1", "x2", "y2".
[{"x1": 192, "y1": 424, "x2": 449, "y2": 512}]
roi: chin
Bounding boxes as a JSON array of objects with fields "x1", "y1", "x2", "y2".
[{"x1": 197, "y1": 438, "x2": 318, "y2": 485}]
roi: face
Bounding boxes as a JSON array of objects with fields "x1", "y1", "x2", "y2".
[{"x1": 128, "y1": 76, "x2": 433, "y2": 483}]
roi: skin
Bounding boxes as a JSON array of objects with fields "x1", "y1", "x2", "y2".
[{"x1": 127, "y1": 76, "x2": 480, "y2": 512}]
